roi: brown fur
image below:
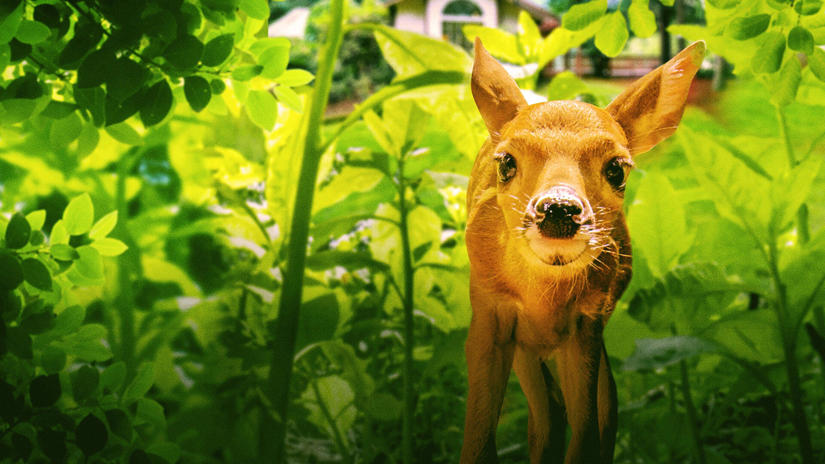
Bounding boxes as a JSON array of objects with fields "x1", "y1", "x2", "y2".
[{"x1": 461, "y1": 39, "x2": 705, "y2": 464}]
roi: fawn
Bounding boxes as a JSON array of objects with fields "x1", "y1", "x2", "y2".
[{"x1": 461, "y1": 39, "x2": 705, "y2": 463}]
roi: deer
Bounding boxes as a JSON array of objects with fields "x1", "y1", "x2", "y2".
[{"x1": 461, "y1": 38, "x2": 705, "y2": 464}]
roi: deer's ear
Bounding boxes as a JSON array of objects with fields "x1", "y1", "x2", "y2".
[
  {"x1": 606, "y1": 41, "x2": 705, "y2": 155},
  {"x1": 471, "y1": 38, "x2": 527, "y2": 137}
]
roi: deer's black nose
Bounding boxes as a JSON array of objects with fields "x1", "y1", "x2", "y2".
[{"x1": 535, "y1": 198, "x2": 582, "y2": 239}]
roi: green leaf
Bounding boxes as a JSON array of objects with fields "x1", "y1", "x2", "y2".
[
  {"x1": 140, "y1": 80, "x2": 173, "y2": 127},
  {"x1": 57, "y1": 324, "x2": 111, "y2": 361},
  {"x1": 627, "y1": 173, "x2": 691, "y2": 277},
  {"x1": 91, "y1": 238, "x2": 128, "y2": 257},
  {"x1": 300, "y1": 375, "x2": 356, "y2": 440},
  {"x1": 562, "y1": 0, "x2": 607, "y2": 31},
  {"x1": 727, "y1": 14, "x2": 771, "y2": 40},
  {"x1": 89, "y1": 211, "x2": 117, "y2": 240},
  {"x1": 63, "y1": 193, "x2": 94, "y2": 236},
  {"x1": 788, "y1": 26, "x2": 814, "y2": 53},
  {"x1": 77, "y1": 49, "x2": 115, "y2": 88},
  {"x1": 202, "y1": 33, "x2": 234, "y2": 67},
  {"x1": 76, "y1": 414, "x2": 107, "y2": 456},
  {"x1": 795, "y1": 0, "x2": 823, "y2": 15},
  {"x1": 49, "y1": 112, "x2": 83, "y2": 147},
  {"x1": 211, "y1": 78, "x2": 226, "y2": 94},
  {"x1": 184, "y1": 75, "x2": 211, "y2": 112},
  {"x1": 106, "y1": 58, "x2": 147, "y2": 102},
  {"x1": 6, "y1": 326, "x2": 32, "y2": 358},
  {"x1": 295, "y1": 293, "x2": 339, "y2": 351},
  {"x1": 100, "y1": 362, "x2": 126, "y2": 392},
  {"x1": 52, "y1": 306, "x2": 84, "y2": 339},
  {"x1": 259, "y1": 42, "x2": 290, "y2": 79},
  {"x1": 29, "y1": 374, "x2": 61, "y2": 407},
  {"x1": 231, "y1": 64, "x2": 262, "y2": 81},
  {"x1": 105, "y1": 409, "x2": 132, "y2": 441},
  {"x1": 752, "y1": 31, "x2": 786, "y2": 74},
  {"x1": 0, "y1": 1, "x2": 23, "y2": 44},
  {"x1": 136, "y1": 398, "x2": 165, "y2": 429},
  {"x1": 707, "y1": 0, "x2": 739, "y2": 8},
  {"x1": 623, "y1": 336, "x2": 716, "y2": 371},
  {"x1": 274, "y1": 69, "x2": 314, "y2": 87},
  {"x1": 463, "y1": 25, "x2": 522, "y2": 64},
  {"x1": 72, "y1": 365, "x2": 99, "y2": 401},
  {"x1": 105, "y1": 122, "x2": 143, "y2": 146},
  {"x1": 372, "y1": 24, "x2": 472, "y2": 76},
  {"x1": 810, "y1": 47, "x2": 825, "y2": 82},
  {"x1": 273, "y1": 85, "x2": 301, "y2": 113},
  {"x1": 517, "y1": 10, "x2": 541, "y2": 58},
  {"x1": 40, "y1": 346, "x2": 66, "y2": 374},
  {"x1": 50, "y1": 243, "x2": 78, "y2": 261},
  {"x1": 41, "y1": 100, "x2": 76, "y2": 119},
  {"x1": 25, "y1": 210, "x2": 46, "y2": 231},
  {"x1": 15, "y1": 19, "x2": 50, "y2": 44},
  {"x1": 245, "y1": 90, "x2": 277, "y2": 131},
  {"x1": 239, "y1": 0, "x2": 269, "y2": 20},
  {"x1": 594, "y1": 11, "x2": 628, "y2": 58},
  {"x1": 123, "y1": 363, "x2": 155, "y2": 403},
  {"x1": 164, "y1": 35, "x2": 203, "y2": 69},
  {"x1": 769, "y1": 56, "x2": 802, "y2": 107},
  {"x1": 629, "y1": 262, "x2": 743, "y2": 333},
  {"x1": 73, "y1": 245, "x2": 103, "y2": 280},
  {"x1": 365, "y1": 393, "x2": 402, "y2": 421},
  {"x1": 628, "y1": 0, "x2": 657, "y2": 38},
  {"x1": 21, "y1": 258, "x2": 51, "y2": 291},
  {"x1": 5, "y1": 213, "x2": 30, "y2": 249}
]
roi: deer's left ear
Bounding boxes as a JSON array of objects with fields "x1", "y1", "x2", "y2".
[{"x1": 606, "y1": 41, "x2": 705, "y2": 155}]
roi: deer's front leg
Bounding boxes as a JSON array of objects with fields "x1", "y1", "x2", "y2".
[
  {"x1": 460, "y1": 291, "x2": 516, "y2": 464},
  {"x1": 555, "y1": 315, "x2": 606, "y2": 464}
]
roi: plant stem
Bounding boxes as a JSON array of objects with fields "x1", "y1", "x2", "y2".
[
  {"x1": 115, "y1": 150, "x2": 143, "y2": 381},
  {"x1": 679, "y1": 360, "x2": 706, "y2": 464},
  {"x1": 776, "y1": 105, "x2": 809, "y2": 244},
  {"x1": 261, "y1": 0, "x2": 346, "y2": 460},
  {"x1": 311, "y1": 378, "x2": 351, "y2": 463},
  {"x1": 767, "y1": 242, "x2": 814, "y2": 464},
  {"x1": 397, "y1": 157, "x2": 416, "y2": 464}
]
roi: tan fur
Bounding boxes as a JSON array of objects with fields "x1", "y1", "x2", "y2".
[{"x1": 461, "y1": 39, "x2": 704, "y2": 464}]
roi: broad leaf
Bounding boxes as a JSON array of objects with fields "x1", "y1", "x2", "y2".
[
  {"x1": 63, "y1": 194, "x2": 94, "y2": 236},
  {"x1": 245, "y1": 90, "x2": 277, "y2": 131},
  {"x1": 594, "y1": 11, "x2": 628, "y2": 57},
  {"x1": 628, "y1": 0, "x2": 657, "y2": 38},
  {"x1": 562, "y1": 0, "x2": 607, "y2": 31}
]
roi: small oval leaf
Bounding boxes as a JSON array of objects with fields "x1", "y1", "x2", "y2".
[
  {"x1": 140, "y1": 80, "x2": 173, "y2": 127},
  {"x1": 788, "y1": 26, "x2": 814, "y2": 54},
  {"x1": 727, "y1": 14, "x2": 771, "y2": 40},
  {"x1": 21, "y1": 258, "x2": 52, "y2": 291},
  {"x1": 5, "y1": 213, "x2": 31, "y2": 249},
  {"x1": 89, "y1": 211, "x2": 117, "y2": 240},
  {"x1": 63, "y1": 193, "x2": 94, "y2": 236},
  {"x1": 76, "y1": 414, "x2": 108, "y2": 456},
  {"x1": 184, "y1": 75, "x2": 211, "y2": 112},
  {"x1": 202, "y1": 34, "x2": 234, "y2": 67}
]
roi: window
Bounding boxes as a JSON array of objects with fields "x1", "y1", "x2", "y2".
[{"x1": 441, "y1": 0, "x2": 483, "y2": 51}]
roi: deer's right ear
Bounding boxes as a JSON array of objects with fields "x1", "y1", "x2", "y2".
[{"x1": 472, "y1": 38, "x2": 527, "y2": 137}]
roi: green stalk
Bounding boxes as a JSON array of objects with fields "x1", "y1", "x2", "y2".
[
  {"x1": 776, "y1": 105, "x2": 809, "y2": 244},
  {"x1": 115, "y1": 151, "x2": 143, "y2": 380},
  {"x1": 397, "y1": 156, "x2": 416, "y2": 464},
  {"x1": 678, "y1": 360, "x2": 706, "y2": 464},
  {"x1": 311, "y1": 379, "x2": 351, "y2": 462},
  {"x1": 767, "y1": 242, "x2": 814, "y2": 464},
  {"x1": 261, "y1": 0, "x2": 346, "y2": 460}
]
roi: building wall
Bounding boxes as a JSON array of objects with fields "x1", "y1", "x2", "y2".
[
  {"x1": 498, "y1": 1, "x2": 520, "y2": 34},
  {"x1": 394, "y1": 0, "x2": 427, "y2": 35}
]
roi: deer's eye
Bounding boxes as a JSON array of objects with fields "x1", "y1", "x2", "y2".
[
  {"x1": 603, "y1": 157, "x2": 629, "y2": 191},
  {"x1": 497, "y1": 153, "x2": 517, "y2": 183}
]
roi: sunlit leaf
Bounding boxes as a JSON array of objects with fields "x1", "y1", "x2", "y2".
[
  {"x1": 89, "y1": 211, "x2": 118, "y2": 240},
  {"x1": 628, "y1": 0, "x2": 657, "y2": 38},
  {"x1": 245, "y1": 89, "x2": 277, "y2": 131},
  {"x1": 275, "y1": 69, "x2": 314, "y2": 87},
  {"x1": 91, "y1": 238, "x2": 128, "y2": 256},
  {"x1": 462, "y1": 25, "x2": 522, "y2": 64},
  {"x1": 727, "y1": 14, "x2": 771, "y2": 40},
  {"x1": 123, "y1": 363, "x2": 155, "y2": 403},
  {"x1": 63, "y1": 194, "x2": 94, "y2": 236},
  {"x1": 562, "y1": 0, "x2": 607, "y2": 31},
  {"x1": 752, "y1": 31, "x2": 786, "y2": 74},
  {"x1": 594, "y1": 11, "x2": 628, "y2": 57}
]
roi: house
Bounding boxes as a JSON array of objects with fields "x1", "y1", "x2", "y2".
[{"x1": 385, "y1": 0, "x2": 557, "y2": 50}]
